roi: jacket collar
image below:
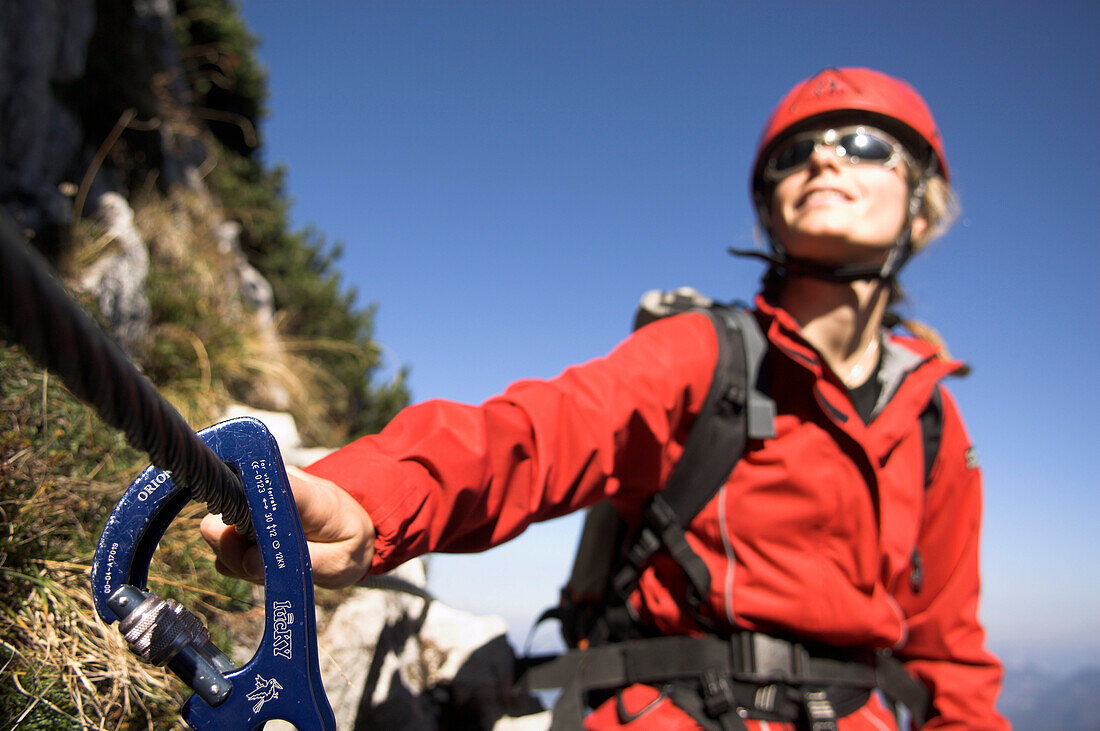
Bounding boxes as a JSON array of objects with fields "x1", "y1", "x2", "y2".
[{"x1": 752, "y1": 293, "x2": 965, "y2": 423}]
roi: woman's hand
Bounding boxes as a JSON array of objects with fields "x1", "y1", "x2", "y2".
[{"x1": 200, "y1": 465, "x2": 375, "y2": 589}]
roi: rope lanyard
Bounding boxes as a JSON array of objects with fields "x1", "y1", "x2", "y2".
[{"x1": 0, "y1": 210, "x2": 254, "y2": 536}]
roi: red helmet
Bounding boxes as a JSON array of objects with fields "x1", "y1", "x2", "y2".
[{"x1": 750, "y1": 68, "x2": 949, "y2": 204}]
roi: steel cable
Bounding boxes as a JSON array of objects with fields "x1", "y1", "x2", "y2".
[{"x1": 0, "y1": 210, "x2": 254, "y2": 536}]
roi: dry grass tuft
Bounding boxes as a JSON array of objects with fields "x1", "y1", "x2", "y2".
[
  {"x1": 1, "y1": 563, "x2": 183, "y2": 730},
  {"x1": 123, "y1": 188, "x2": 357, "y2": 441},
  {"x1": 1, "y1": 342, "x2": 263, "y2": 728},
  {"x1": 2, "y1": 344, "x2": 182, "y2": 728}
]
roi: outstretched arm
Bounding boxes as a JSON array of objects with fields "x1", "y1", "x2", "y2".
[{"x1": 204, "y1": 312, "x2": 719, "y2": 584}]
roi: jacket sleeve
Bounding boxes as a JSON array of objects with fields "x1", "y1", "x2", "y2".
[
  {"x1": 303, "y1": 313, "x2": 718, "y2": 575},
  {"x1": 895, "y1": 388, "x2": 1009, "y2": 730}
]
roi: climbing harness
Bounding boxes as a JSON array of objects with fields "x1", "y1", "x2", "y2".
[
  {"x1": 520, "y1": 632, "x2": 931, "y2": 731},
  {"x1": 1, "y1": 211, "x2": 335, "y2": 729}
]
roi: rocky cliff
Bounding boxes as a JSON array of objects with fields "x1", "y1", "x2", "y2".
[{"x1": 2, "y1": 0, "x2": 201, "y2": 256}]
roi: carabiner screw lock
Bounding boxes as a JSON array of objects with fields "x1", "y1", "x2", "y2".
[{"x1": 108, "y1": 584, "x2": 234, "y2": 707}]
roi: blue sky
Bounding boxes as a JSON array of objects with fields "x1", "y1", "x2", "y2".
[{"x1": 238, "y1": 1, "x2": 1099, "y2": 674}]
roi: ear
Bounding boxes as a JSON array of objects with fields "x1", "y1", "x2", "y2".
[
  {"x1": 909, "y1": 213, "x2": 929, "y2": 246},
  {"x1": 905, "y1": 171, "x2": 932, "y2": 246}
]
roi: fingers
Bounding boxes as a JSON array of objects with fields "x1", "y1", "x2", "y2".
[
  {"x1": 200, "y1": 466, "x2": 376, "y2": 590},
  {"x1": 200, "y1": 513, "x2": 264, "y2": 583}
]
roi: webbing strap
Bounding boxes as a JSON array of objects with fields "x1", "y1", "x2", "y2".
[
  {"x1": 526, "y1": 636, "x2": 737, "y2": 692},
  {"x1": 876, "y1": 653, "x2": 934, "y2": 729},
  {"x1": 524, "y1": 635, "x2": 886, "y2": 694},
  {"x1": 658, "y1": 308, "x2": 753, "y2": 523},
  {"x1": 522, "y1": 633, "x2": 898, "y2": 730},
  {"x1": 609, "y1": 307, "x2": 776, "y2": 611},
  {"x1": 536, "y1": 637, "x2": 737, "y2": 731},
  {"x1": 723, "y1": 308, "x2": 777, "y2": 443}
]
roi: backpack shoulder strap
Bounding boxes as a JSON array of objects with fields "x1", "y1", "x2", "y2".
[
  {"x1": 657, "y1": 305, "x2": 775, "y2": 522},
  {"x1": 919, "y1": 384, "x2": 944, "y2": 487},
  {"x1": 609, "y1": 304, "x2": 775, "y2": 616},
  {"x1": 909, "y1": 384, "x2": 945, "y2": 594}
]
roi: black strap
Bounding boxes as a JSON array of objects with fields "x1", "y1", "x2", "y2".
[
  {"x1": 910, "y1": 385, "x2": 945, "y2": 594},
  {"x1": 663, "y1": 307, "x2": 776, "y2": 521},
  {"x1": 521, "y1": 632, "x2": 909, "y2": 729},
  {"x1": 609, "y1": 307, "x2": 775, "y2": 613},
  {"x1": 727, "y1": 245, "x2": 912, "y2": 284},
  {"x1": 920, "y1": 385, "x2": 944, "y2": 486},
  {"x1": 876, "y1": 652, "x2": 933, "y2": 728},
  {"x1": 524, "y1": 636, "x2": 879, "y2": 696}
]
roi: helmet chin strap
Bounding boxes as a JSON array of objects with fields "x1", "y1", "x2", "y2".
[
  {"x1": 734, "y1": 172, "x2": 929, "y2": 284},
  {"x1": 727, "y1": 236, "x2": 911, "y2": 283}
]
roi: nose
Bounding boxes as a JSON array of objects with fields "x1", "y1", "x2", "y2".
[{"x1": 807, "y1": 143, "x2": 843, "y2": 174}]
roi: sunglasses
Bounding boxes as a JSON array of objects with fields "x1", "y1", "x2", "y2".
[{"x1": 763, "y1": 125, "x2": 915, "y2": 182}]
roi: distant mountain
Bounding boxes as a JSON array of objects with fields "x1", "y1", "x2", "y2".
[{"x1": 999, "y1": 664, "x2": 1100, "y2": 730}]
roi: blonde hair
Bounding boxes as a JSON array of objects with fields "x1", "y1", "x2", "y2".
[
  {"x1": 887, "y1": 312, "x2": 973, "y2": 376},
  {"x1": 890, "y1": 171, "x2": 969, "y2": 374}
]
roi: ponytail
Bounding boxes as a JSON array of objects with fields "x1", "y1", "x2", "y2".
[{"x1": 883, "y1": 311, "x2": 971, "y2": 376}]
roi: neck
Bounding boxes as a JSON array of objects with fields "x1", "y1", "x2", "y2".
[{"x1": 777, "y1": 275, "x2": 890, "y2": 386}]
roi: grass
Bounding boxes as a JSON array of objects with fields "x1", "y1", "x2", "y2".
[{"x1": 1, "y1": 343, "x2": 187, "y2": 729}]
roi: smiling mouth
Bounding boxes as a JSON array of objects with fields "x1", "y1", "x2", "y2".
[{"x1": 798, "y1": 189, "x2": 853, "y2": 207}]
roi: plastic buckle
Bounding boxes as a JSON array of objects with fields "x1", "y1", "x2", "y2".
[
  {"x1": 625, "y1": 527, "x2": 661, "y2": 569},
  {"x1": 90, "y1": 417, "x2": 336, "y2": 730},
  {"x1": 749, "y1": 633, "x2": 796, "y2": 682},
  {"x1": 644, "y1": 494, "x2": 679, "y2": 534},
  {"x1": 612, "y1": 524, "x2": 661, "y2": 599},
  {"x1": 702, "y1": 668, "x2": 736, "y2": 719}
]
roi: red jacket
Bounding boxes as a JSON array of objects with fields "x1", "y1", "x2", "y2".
[{"x1": 306, "y1": 295, "x2": 1007, "y2": 729}]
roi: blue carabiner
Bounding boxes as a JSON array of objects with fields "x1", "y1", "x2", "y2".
[{"x1": 91, "y1": 417, "x2": 336, "y2": 731}]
